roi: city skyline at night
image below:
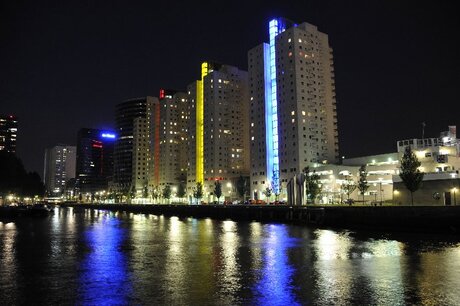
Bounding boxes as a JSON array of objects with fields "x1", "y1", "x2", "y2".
[{"x1": 1, "y1": 1, "x2": 458, "y2": 177}]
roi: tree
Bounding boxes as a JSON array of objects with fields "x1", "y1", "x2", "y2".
[
  {"x1": 342, "y1": 175, "x2": 357, "y2": 204},
  {"x1": 162, "y1": 185, "x2": 171, "y2": 204},
  {"x1": 0, "y1": 151, "x2": 45, "y2": 199},
  {"x1": 177, "y1": 182, "x2": 186, "y2": 202},
  {"x1": 213, "y1": 181, "x2": 222, "y2": 204},
  {"x1": 303, "y1": 167, "x2": 322, "y2": 204},
  {"x1": 129, "y1": 186, "x2": 136, "y2": 203},
  {"x1": 357, "y1": 165, "x2": 370, "y2": 204},
  {"x1": 143, "y1": 185, "x2": 149, "y2": 198},
  {"x1": 152, "y1": 187, "x2": 160, "y2": 203},
  {"x1": 399, "y1": 146, "x2": 424, "y2": 205},
  {"x1": 236, "y1": 175, "x2": 249, "y2": 200},
  {"x1": 263, "y1": 186, "x2": 272, "y2": 201},
  {"x1": 193, "y1": 182, "x2": 203, "y2": 204}
]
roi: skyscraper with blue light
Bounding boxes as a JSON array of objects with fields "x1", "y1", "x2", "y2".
[
  {"x1": 76, "y1": 128, "x2": 115, "y2": 195},
  {"x1": 248, "y1": 18, "x2": 339, "y2": 200}
]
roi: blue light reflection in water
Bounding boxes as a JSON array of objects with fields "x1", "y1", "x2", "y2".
[
  {"x1": 254, "y1": 224, "x2": 300, "y2": 306},
  {"x1": 78, "y1": 213, "x2": 131, "y2": 304}
]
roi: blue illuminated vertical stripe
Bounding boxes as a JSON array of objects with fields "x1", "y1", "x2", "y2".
[
  {"x1": 264, "y1": 43, "x2": 273, "y2": 189},
  {"x1": 265, "y1": 18, "x2": 286, "y2": 194}
]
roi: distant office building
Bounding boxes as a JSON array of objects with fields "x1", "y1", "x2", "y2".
[
  {"x1": 0, "y1": 114, "x2": 18, "y2": 153},
  {"x1": 187, "y1": 62, "x2": 250, "y2": 202},
  {"x1": 113, "y1": 96, "x2": 158, "y2": 195},
  {"x1": 248, "y1": 18, "x2": 339, "y2": 200},
  {"x1": 44, "y1": 145, "x2": 76, "y2": 195},
  {"x1": 76, "y1": 128, "x2": 115, "y2": 195},
  {"x1": 158, "y1": 89, "x2": 188, "y2": 190}
]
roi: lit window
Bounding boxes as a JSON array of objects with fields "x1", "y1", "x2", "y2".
[
  {"x1": 288, "y1": 38, "x2": 291, "y2": 43},
  {"x1": 291, "y1": 111, "x2": 295, "y2": 115},
  {"x1": 298, "y1": 38, "x2": 302, "y2": 43}
]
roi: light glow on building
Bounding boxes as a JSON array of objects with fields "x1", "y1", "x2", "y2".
[
  {"x1": 195, "y1": 62, "x2": 208, "y2": 184},
  {"x1": 264, "y1": 18, "x2": 287, "y2": 194}
]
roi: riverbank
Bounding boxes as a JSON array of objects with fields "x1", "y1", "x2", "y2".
[{"x1": 58, "y1": 203, "x2": 460, "y2": 233}]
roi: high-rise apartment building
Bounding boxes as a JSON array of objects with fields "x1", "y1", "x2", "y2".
[
  {"x1": 158, "y1": 89, "x2": 188, "y2": 190},
  {"x1": 0, "y1": 115, "x2": 18, "y2": 153},
  {"x1": 248, "y1": 18, "x2": 339, "y2": 200},
  {"x1": 76, "y1": 128, "x2": 115, "y2": 194},
  {"x1": 44, "y1": 145, "x2": 76, "y2": 195},
  {"x1": 187, "y1": 62, "x2": 250, "y2": 201},
  {"x1": 113, "y1": 96, "x2": 158, "y2": 195}
]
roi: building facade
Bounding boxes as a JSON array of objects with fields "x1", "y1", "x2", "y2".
[
  {"x1": 187, "y1": 62, "x2": 250, "y2": 202},
  {"x1": 248, "y1": 18, "x2": 339, "y2": 200},
  {"x1": 158, "y1": 89, "x2": 188, "y2": 191},
  {"x1": 76, "y1": 128, "x2": 115, "y2": 195},
  {"x1": 44, "y1": 145, "x2": 76, "y2": 196},
  {"x1": 0, "y1": 115, "x2": 18, "y2": 153},
  {"x1": 113, "y1": 97, "x2": 158, "y2": 195}
]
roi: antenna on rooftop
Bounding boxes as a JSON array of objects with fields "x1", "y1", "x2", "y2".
[{"x1": 422, "y1": 121, "x2": 426, "y2": 139}]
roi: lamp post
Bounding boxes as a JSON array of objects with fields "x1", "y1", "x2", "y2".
[{"x1": 378, "y1": 178, "x2": 383, "y2": 205}]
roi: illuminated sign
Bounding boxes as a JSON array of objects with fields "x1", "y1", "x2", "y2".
[{"x1": 101, "y1": 133, "x2": 116, "y2": 139}]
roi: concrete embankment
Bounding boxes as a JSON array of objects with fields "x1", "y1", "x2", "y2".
[{"x1": 59, "y1": 203, "x2": 460, "y2": 233}]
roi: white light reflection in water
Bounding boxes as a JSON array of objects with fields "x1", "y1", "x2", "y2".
[
  {"x1": 313, "y1": 230, "x2": 407, "y2": 305},
  {"x1": 254, "y1": 224, "x2": 300, "y2": 306},
  {"x1": 250, "y1": 222, "x2": 263, "y2": 271},
  {"x1": 313, "y1": 230, "x2": 356, "y2": 304},
  {"x1": 164, "y1": 216, "x2": 187, "y2": 304},
  {"x1": 0, "y1": 222, "x2": 17, "y2": 292},
  {"x1": 216, "y1": 220, "x2": 241, "y2": 304}
]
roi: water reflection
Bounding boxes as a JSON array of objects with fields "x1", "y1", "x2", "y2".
[
  {"x1": 78, "y1": 213, "x2": 132, "y2": 304},
  {"x1": 215, "y1": 221, "x2": 241, "y2": 304},
  {"x1": 2, "y1": 209, "x2": 460, "y2": 305},
  {"x1": 0, "y1": 221, "x2": 17, "y2": 303},
  {"x1": 254, "y1": 224, "x2": 300, "y2": 305}
]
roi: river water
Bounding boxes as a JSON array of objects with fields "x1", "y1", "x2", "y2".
[{"x1": 1, "y1": 207, "x2": 460, "y2": 305}]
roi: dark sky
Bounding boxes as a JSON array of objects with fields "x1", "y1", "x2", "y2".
[{"x1": 1, "y1": 1, "x2": 459, "y2": 176}]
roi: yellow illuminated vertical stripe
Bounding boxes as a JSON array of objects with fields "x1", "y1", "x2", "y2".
[{"x1": 196, "y1": 62, "x2": 208, "y2": 184}]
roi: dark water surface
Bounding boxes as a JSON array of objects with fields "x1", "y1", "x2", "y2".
[{"x1": 1, "y1": 207, "x2": 460, "y2": 305}]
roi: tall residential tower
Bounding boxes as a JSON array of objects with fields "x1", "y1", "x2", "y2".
[
  {"x1": 113, "y1": 96, "x2": 158, "y2": 195},
  {"x1": 187, "y1": 62, "x2": 250, "y2": 202},
  {"x1": 248, "y1": 18, "x2": 339, "y2": 200},
  {"x1": 44, "y1": 145, "x2": 76, "y2": 196}
]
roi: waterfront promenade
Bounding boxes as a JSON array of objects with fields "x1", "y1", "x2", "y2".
[{"x1": 59, "y1": 203, "x2": 460, "y2": 233}]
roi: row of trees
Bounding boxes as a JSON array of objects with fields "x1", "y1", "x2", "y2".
[
  {"x1": 116, "y1": 175, "x2": 250, "y2": 204},
  {"x1": 301, "y1": 165, "x2": 370, "y2": 205},
  {"x1": 0, "y1": 151, "x2": 45, "y2": 200}
]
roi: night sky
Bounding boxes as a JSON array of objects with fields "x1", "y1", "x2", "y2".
[{"x1": 1, "y1": 1, "x2": 458, "y2": 177}]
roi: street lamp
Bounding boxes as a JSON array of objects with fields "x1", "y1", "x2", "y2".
[{"x1": 378, "y1": 178, "x2": 383, "y2": 205}]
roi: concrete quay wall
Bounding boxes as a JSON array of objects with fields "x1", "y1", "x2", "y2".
[{"x1": 60, "y1": 204, "x2": 460, "y2": 233}]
